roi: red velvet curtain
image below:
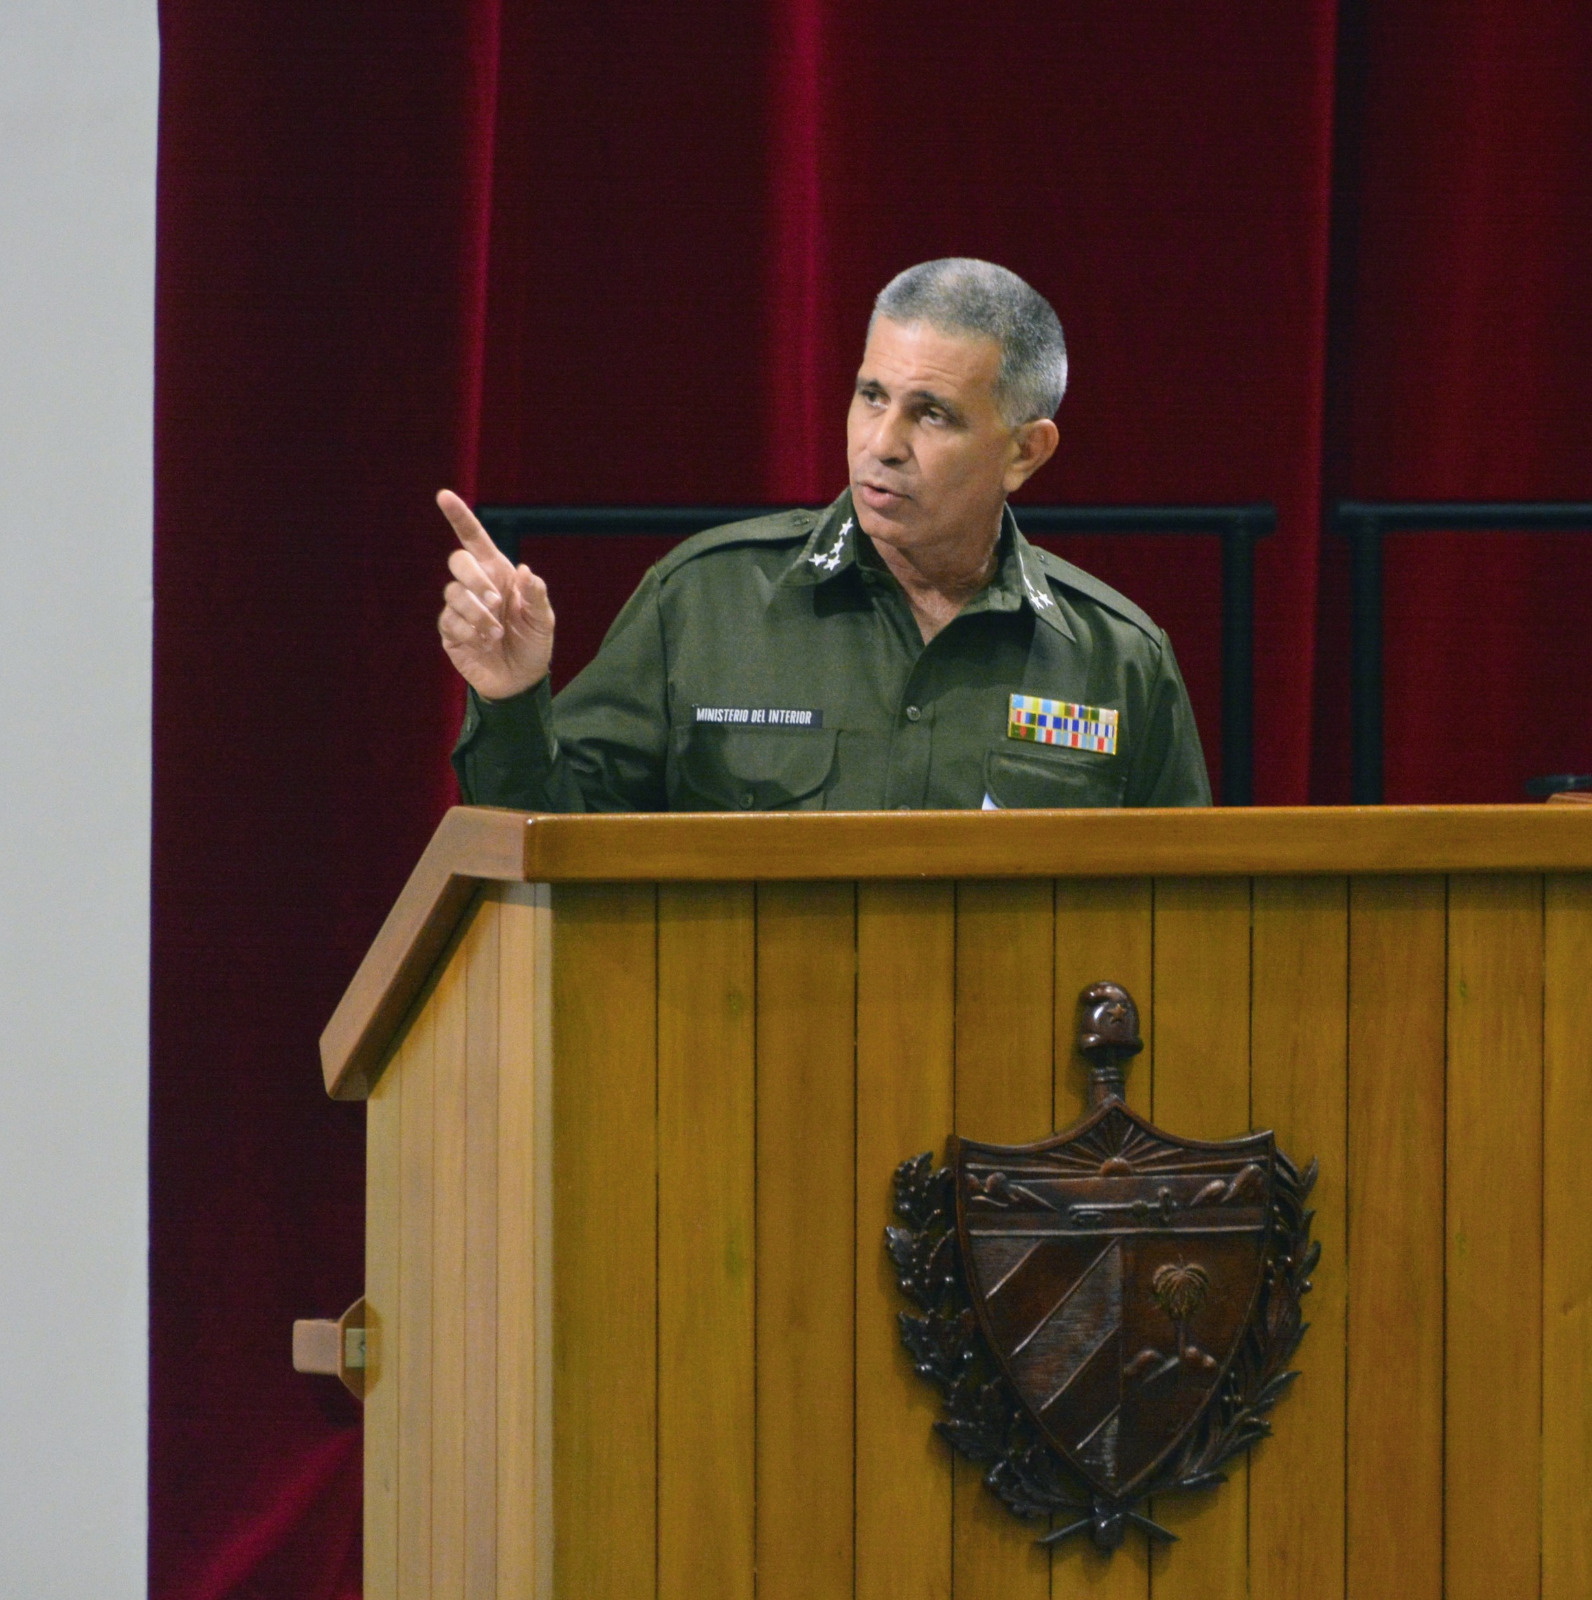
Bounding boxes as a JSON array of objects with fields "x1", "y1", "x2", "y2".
[
  {"x1": 1322, "y1": 0, "x2": 1592, "y2": 799},
  {"x1": 153, "y1": 2, "x2": 496, "y2": 1593},
  {"x1": 151, "y1": 1, "x2": 1592, "y2": 1592}
]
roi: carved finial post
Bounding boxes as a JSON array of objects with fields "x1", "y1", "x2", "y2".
[{"x1": 1077, "y1": 981, "x2": 1143, "y2": 1108}]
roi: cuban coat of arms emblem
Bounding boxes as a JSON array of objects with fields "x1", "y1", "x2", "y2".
[{"x1": 889, "y1": 981, "x2": 1318, "y2": 1552}]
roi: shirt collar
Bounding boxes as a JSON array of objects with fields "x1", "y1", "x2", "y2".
[
  {"x1": 1003, "y1": 507, "x2": 1076, "y2": 641},
  {"x1": 785, "y1": 492, "x2": 863, "y2": 586},
  {"x1": 784, "y1": 493, "x2": 1076, "y2": 642}
]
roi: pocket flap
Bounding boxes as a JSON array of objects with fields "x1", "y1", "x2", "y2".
[
  {"x1": 674, "y1": 727, "x2": 838, "y2": 810},
  {"x1": 983, "y1": 745, "x2": 1128, "y2": 809}
]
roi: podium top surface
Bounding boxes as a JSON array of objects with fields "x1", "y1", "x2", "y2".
[
  {"x1": 507, "y1": 801, "x2": 1592, "y2": 881},
  {"x1": 320, "y1": 802, "x2": 1592, "y2": 1098}
]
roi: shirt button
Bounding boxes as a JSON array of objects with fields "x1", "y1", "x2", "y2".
[
  {"x1": 739, "y1": 792, "x2": 755, "y2": 809},
  {"x1": 905, "y1": 705, "x2": 922, "y2": 722}
]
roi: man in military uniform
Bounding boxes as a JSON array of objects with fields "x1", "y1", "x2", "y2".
[{"x1": 438, "y1": 258, "x2": 1210, "y2": 811}]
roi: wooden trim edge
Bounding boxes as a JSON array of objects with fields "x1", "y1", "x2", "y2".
[
  {"x1": 319, "y1": 808, "x2": 531, "y2": 1099},
  {"x1": 521, "y1": 805, "x2": 1592, "y2": 882}
]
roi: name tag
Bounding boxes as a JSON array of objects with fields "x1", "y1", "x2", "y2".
[
  {"x1": 1008, "y1": 694, "x2": 1118, "y2": 754},
  {"x1": 694, "y1": 705, "x2": 824, "y2": 729}
]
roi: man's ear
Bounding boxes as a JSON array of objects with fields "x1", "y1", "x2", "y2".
[{"x1": 1004, "y1": 418, "x2": 1060, "y2": 494}]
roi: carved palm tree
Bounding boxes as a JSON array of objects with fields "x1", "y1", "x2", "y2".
[{"x1": 1152, "y1": 1261, "x2": 1211, "y2": 1365}]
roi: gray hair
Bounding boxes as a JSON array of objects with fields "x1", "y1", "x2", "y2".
[{"x1": 870, "y1": 258, "x2": 1068, "y2": 423}]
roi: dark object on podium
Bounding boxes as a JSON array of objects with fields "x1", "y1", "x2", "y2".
[
  {"x1": 1527, "y1": 774, "x2": 1592, "y2": 799},
  {"x1": 888, "y1": 980, "x2": 1318, "y2": 1553},
  {"x1": 1332, "y1": 500, "x2": 1592, "y2": 803}
]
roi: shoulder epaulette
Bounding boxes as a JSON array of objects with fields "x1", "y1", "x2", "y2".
[
  {"x1": 654, "y1": 508, "x2": 819, "y2": 581},
  {"x1": 1030, "y1": 545, "x2": 1162, "y2": 641}
]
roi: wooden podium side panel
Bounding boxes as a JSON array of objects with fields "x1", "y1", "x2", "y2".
[
  {"x1": 432, "y1": 913, "x2": 473, "y2": 1597},
  {"x1": 365, "y1": 997, "x2": 402, "y2": 1600},
  {"x1": 1445, "y1": 877, "x2": 1544, "y2": 1600},
  {"x1": 953, "y1": 880, "x2": 1057, "y2": 1600},
  {"x1": 1148, "y1": 877, "x2": 1252, "y2": 1599},
  {"x1": 364, "y1": 894, "x2": 511, "y2": 1600},
  {"x1": 396, "y1": 952, "x2": 440, "y2": 1598},
  {"x1": 1249, "y1": 878, "x2": 1348, "y2": 1600},
  {"x1": 552, "y1": 883, "x2": 658, "y2": 1600},
  {"x1": 657, "y1": 884, "x2": 757, "y2": 1600},
  {"x1": 1345, "y1": 877, "x2": 1445, "y2": 1600},
  {"x1": 855, "y1": 882, "x2": 955, "y2": 1600},
  {"x1": 497, "y1": 885, "x2": 555, "y2": 1600},
  {"x1": 462, "y1": 898, "x2": 501, "y2": 1600},
  {"x1": 1544, "y1": 875, "x2": 1592, "y2": 1599},
  {"x1": 755, "y1": 882, "x2": 857, "y2": 1600}
]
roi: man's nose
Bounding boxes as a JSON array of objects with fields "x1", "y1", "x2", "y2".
[{"x1": 869, "y1": 404, "x2": 911, "y2": 464}]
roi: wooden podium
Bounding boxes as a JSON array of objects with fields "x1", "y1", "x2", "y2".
[{"x1": 321, "y1": 804, "x2": 1592, "y2": 1600}]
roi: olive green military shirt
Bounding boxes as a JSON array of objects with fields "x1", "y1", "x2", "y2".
[{"x1": 452, "y1": 492, "x2": 1211, "y2": 812}]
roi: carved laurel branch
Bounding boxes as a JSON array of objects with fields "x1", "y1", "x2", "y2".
[
  {"x1": 886, "y1": 1148, "x2": 1319, "y2": 1550},
  {"x1": 1162, "y1": 1151, "x2": 1319, "y2": 1492},
  {"x1": 887, "y1": 1154, "x2": 1099, "y2": 1531}
]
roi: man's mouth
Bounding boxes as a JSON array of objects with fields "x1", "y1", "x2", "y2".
[{"x1": 856, "y1": 480, "x2": 909, "y2": 509}]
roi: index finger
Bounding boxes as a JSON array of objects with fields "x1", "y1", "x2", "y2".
[{"x1": 436, "y1": 488, "x2": 512, "y2": 578}]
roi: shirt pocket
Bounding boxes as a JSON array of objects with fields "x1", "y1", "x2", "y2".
[
  {"x1": 983, "y1": 744, "x2": 1129, "y2": 809},
  {"x1": 670, "y1": 726, "x2": 839, "y2": 811}
]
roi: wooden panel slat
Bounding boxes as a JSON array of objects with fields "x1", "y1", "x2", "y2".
[
  {"x1": 1249, "y1": 878, "x2": 1348, "y2": 1600},
  {"x1": 755, "y1": 882, "x2": 857, "y2": 1600},
  {"x1": 1148, "y1": 877, "x2": 1251, "y2": 1598},
  {"x1": 855, "y1": 882, "x2": 955, "y2": 1600},
  {"x1": 462, "y1": 899, "x2": 500, "y2": 1600},
  {"x1": 397, "y1": 992, "x2": 436, "y2": 1599},
  {"x1": 364, "y1": 1017, "x2": 403, "y2": 1599},
  {"x1": 497, "y1": 884, "x2": 554, "y2": 1600},
  {"x1": 1544, "y1": 875, "x2": 1592, "y2": 1599},
  {"x1": 552, "y1": 883, "x2": 659, "y2": 1600},
  {"x1": 1050, "y1": 878, "x2": 1153, "y2": 1600},
  {"x1": 1053, "y1": 878, "x2": 1154, "y2": 1127},
  {"x1": 953, "y1": 880, "x2": 1055, "y2": 1599},
  {"x1": 431, "y1": 927, "x2": 471, "y2": 1599},
  {"x1": 1446, "y1": 875, "x2": 1543, "y2": 1600},
  {"x1": 657, "y1": 883, "x2": 757, "y2": 1600},
  {"x1": 1345, "y1": 876, "x2": 1445, "y2": 1600}
]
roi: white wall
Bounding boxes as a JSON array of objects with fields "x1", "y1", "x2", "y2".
[{"x1": 0, "y1": 3, "x2": 158, "y2": 1594}]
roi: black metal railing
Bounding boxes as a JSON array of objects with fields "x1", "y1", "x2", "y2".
[
  {"x1": 1333, "y1": 502, "x2": 1592, "y2": 803},
  {"x1": 477, "y1": 503, "x2": 1275, "y2": 805}
]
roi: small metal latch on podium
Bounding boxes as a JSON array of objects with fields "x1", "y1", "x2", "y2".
[{"x1": 291, "y1": 1296, "x2": 367, "y2": 1400}]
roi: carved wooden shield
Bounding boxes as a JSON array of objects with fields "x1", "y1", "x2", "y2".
[
  {"x1": 953, "y1": 1107, "x2": 1274, "y2": 1501},
  {"x1": 888, "y1": 980, "x2": 1318, "y2": 1552}
]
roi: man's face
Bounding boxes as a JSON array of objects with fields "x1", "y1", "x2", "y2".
[{"x1": 846, "y1": 317, "x2": 1057, "y2": 556}]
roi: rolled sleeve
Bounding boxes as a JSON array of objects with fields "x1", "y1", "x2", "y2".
[{"x1": 451, "y1": 679, "x2": 576, "y2": 810}]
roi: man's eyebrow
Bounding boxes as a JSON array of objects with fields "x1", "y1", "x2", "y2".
[{"x1": 905, "y1": 387, "x2": 966, "y2": 420}]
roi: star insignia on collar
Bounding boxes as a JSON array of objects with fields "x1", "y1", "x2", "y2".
[
  {"x1": 1022, "y1": 570, "x2": 1056, "y2": 610},
  {"x1": 809, "y1": 517, "x2": 853, "y2": 573}
]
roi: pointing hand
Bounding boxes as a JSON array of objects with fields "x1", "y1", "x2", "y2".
[{"x1": 435, "y1": 489, "x2": 555, "y2": 701}]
